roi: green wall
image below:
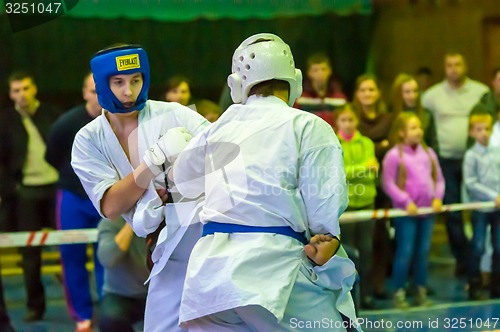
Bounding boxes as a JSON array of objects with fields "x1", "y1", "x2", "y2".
[{"x1": 0, "y1": 12, "x2": 372, "y2": 110}]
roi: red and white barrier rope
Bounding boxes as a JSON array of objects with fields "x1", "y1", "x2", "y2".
[
  {"x1": 339, "y1": 201, "x2": 496, "y2": 224},
  {"x1": 0, "y1": 201, "x2": 496, "y2": 247},
  {"x1": 0, "y1": 229, "x2": 98, "y2": 248}
]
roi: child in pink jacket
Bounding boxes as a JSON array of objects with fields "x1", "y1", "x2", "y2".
[{"x1": 382, "y1": 113, "x2": 445, "y2": 308}]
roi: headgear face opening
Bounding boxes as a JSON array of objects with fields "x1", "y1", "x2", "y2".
[
  {"x1": 90, "y1": 45, "x2": 150, "y2": 114},
  {"x1": 227, "y1": 33, "x2": 302, "y2": 107}
]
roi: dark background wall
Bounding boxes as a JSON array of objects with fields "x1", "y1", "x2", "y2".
[
  {"x1": 0, "y1": 12, "x2": 372, "y2": 112},
  {"x1": 372, "y1": 0, "x2": 500, "y2": 97},
  {"x1": 1, "y1": 0, "x2": 499, "y2": 114}
]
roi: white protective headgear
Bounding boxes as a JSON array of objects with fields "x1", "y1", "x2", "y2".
[{"x1": 227, "y1": 33, "x2": 303, "y2": 107}]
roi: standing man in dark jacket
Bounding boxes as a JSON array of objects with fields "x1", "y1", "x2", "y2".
[
  {"x1": 45, "y1": 73, "x2": 103, "y2": 332},
  {"x1": 0, "y1": 71, "x2": 60, "y2": 322}
]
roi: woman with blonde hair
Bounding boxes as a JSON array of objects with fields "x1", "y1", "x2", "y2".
[
  {"x1": 352, "y1": 74, "x2": 393, "y2": 161},
  {"x1": 351, "y1": 74, "x2": 394, "y2": 305},
  {"x1": 390, "y1": 73, "x2": 437, "y2": 149}
]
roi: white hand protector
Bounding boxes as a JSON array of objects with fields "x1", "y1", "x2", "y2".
[{"x1": 143, "y1": 127, "x2": 193, "y2": 175}]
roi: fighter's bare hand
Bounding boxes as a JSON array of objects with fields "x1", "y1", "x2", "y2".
[
  {"x1": 156, "y1": 188, "x2": 169, "y2": 205},
  {"x1": 304, "y1": 234, "x2": 340, "y2": 266}
]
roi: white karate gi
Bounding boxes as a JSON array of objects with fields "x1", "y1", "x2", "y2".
[
  {"x1": 174, "y1": 95, "x2": 360, "y2": 331},
  {"x1": 71, "y1": 100, "x2": 209, "y2": 332}
]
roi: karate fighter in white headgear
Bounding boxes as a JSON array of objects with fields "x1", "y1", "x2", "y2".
[
  {"x1": 171, "y1": 34, "x2": 361, "y2": 331},
  {"x1": 71, "y1": 44, "x2": 209, "y2": 332}
]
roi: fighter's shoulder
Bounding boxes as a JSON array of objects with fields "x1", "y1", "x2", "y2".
[
  {"x1": 147, "y1": 100, "x2": 208, "y2": 129},
  {"x1": 146, "y1": 100, "x2": 192, "y2": 115},
  {"x1": 288, "y1": 106, "x2": 340, "y2": 149},
  {"x1": 289, "y1": 106, "x2": 334, "y2": 132},
  {"x1": 74, "y1": 114, "x2": 103, "y2": 144}
]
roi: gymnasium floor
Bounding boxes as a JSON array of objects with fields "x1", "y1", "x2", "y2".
[
  {"x1": 359, "y1": 262, "x2": 500, "y2": 332},
  {"x1": 3, "y1": 261, "x2": 499, "y2": 332},
  {"x1": 2, "y1": 219, "x2": 499, "y2": 332}
]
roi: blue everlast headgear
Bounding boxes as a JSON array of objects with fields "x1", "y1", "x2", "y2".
[{"x1": 90, "y1": 44, "x2": 150, "y2": 113}]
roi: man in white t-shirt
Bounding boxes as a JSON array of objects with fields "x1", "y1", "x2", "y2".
[{"x1": 422, "y1": 53, "x2": 489, "y2": 277}]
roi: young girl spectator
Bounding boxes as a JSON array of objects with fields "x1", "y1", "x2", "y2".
[
  {"x1": 337, "y1": 105, "x2": 379, "y2": 210},
  {"x1": 390, "y1": 73, "x2": 437, "y2": 150},
  {"x1": 352, "y1": 74, "x2": 394, "y2": 299},
  {"x1": 382, "y1": 113, "x2": 445, "y2": 308},
  {"x1": 336, "y1": 104, "x2": 379, "y2": 309}
]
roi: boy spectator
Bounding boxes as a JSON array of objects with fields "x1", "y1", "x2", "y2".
[
  {"x1": 463, "y1": 112, "x2": 500, "y2": 300},
  {"x1": 294, "y1": 52, "x2": 347, "y2": 127}
]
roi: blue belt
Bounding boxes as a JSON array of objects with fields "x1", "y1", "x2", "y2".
[{"x1": 202, "y1": 222, "x2": 308, "y2": 245}]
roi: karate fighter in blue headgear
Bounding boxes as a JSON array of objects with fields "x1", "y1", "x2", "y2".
[{"x1": 71, "y1": 44, "x2": 209, "y2": 331}]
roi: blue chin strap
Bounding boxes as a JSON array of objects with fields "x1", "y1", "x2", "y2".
[{"x1": 90, "y1": 45, "x2": 150, "y2": 114}]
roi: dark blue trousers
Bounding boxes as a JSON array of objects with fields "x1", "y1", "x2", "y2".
[{"x1": 57, "y1": 189, "x2": 104, "y2": 322}]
